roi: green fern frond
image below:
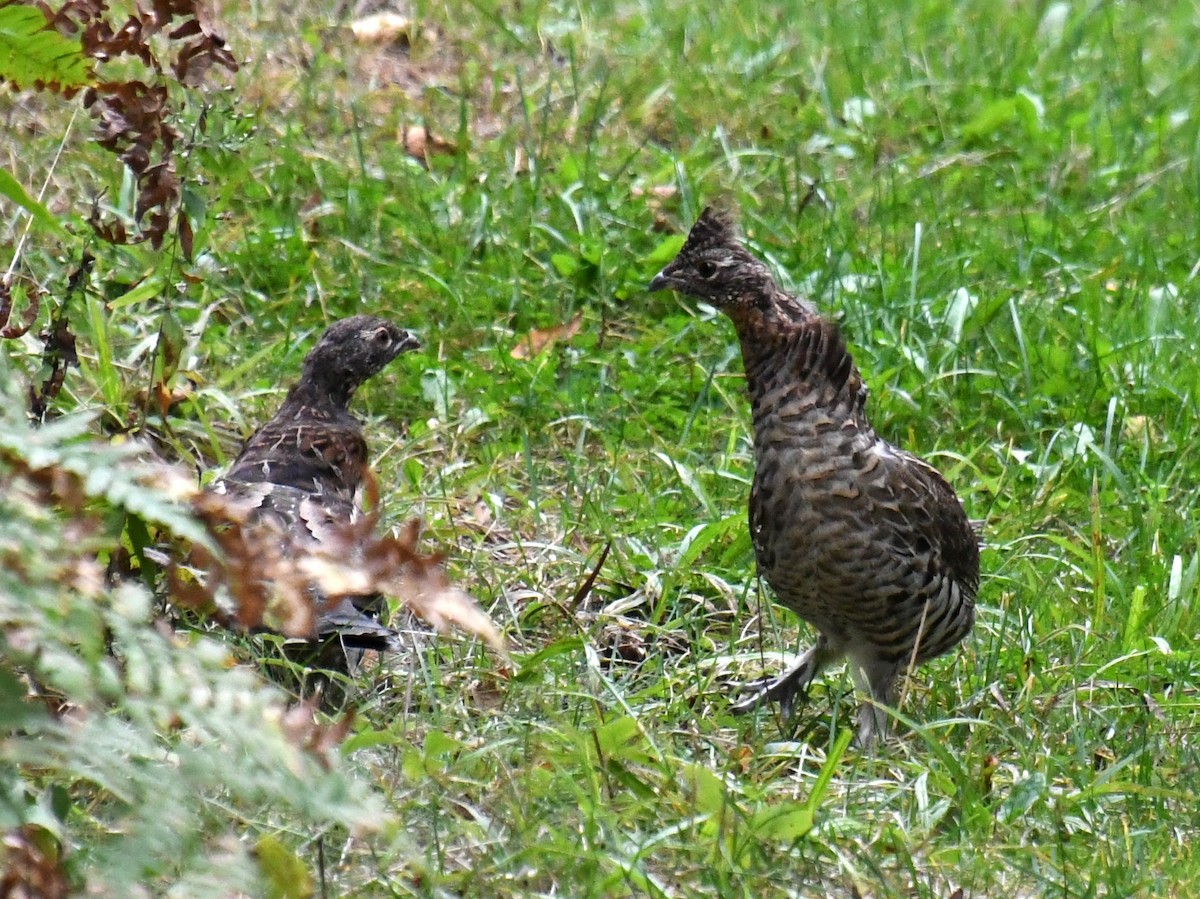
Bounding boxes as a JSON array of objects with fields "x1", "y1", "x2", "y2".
[{"x1": 0, "y1": 4, "x2": 90, "y2": 91}]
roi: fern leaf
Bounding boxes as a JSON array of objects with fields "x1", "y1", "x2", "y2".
[{"x1": 0, "y1": 4, "x2": 90, "y2": 91}]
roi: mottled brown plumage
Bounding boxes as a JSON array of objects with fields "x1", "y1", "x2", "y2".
[
  {"x1": 650, "y1": 208, "x2": 979, "y2": 744},
  {"x1": 211, "y1": 315, "x2": 420, "y2": 659}
]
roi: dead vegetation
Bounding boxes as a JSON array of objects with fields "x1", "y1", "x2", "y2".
[{"x1": 178, "y1": 469, "x2": 507, "y2": 656}]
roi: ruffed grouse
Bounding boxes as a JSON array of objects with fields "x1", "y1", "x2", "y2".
[
  {"x1": 649, "y1": 208, "x2": 979, "y2": 744},
  {"x1": 210, "y1": 314, "x2": 421, "y2": 668}
]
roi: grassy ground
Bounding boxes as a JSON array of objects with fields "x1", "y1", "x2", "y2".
[{"x1": 6, "y1": 0, "x2": 1200, "y2": 894}]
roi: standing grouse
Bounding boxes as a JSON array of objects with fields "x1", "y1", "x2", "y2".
[
  {"x1": 649, "y1": 208, "x2": 980, "y2": 744},
  {"x1": 209, "y1": 314, "x2": 421, "y2": 669}
]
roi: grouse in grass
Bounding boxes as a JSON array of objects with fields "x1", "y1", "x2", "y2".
[
  {"x1": 210, "y1": 314, "x2": 421, "y2": 664},
  {"x1": 649, "y1": 208, "x2": 980, "y2": 744}
]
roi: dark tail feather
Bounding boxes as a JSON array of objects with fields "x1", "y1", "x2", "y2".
[
  {"x1": 316, "y1": 597, "x2": 401, "y2": 653},
  {"x1": 275, "y1": 599, "x2": 402, "y2": 707}
]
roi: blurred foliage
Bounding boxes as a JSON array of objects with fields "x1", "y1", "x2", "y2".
[{"x1": 0, "y1": 366, "x2": 393, "y2": 894}]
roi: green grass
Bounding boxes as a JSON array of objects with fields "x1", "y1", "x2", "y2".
[{"x1": 5, "y1": 0, "x2": 1200, "y2": 894}]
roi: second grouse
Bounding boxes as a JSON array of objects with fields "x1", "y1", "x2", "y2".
[{"x1": 210, "y1": 314, "x2": 421, "y2": 670}]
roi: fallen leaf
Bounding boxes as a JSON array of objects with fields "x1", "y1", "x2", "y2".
[
  {"x1": 350, "y1": 12, "x2": 413, "y2": 44},
  {"x1": 734, "y1": 744, "x2": 753, "y2": 774},
  {"x1": 1122, "y1": 414, "x2": 1159, "y2": 443},
  {"x1": 1, "y1": 826, "x2": 69, "y2": 899},
  {"x1": 631, "y1": 184, "x2": 677, "y2": 200},
  {"x1": 134, "y1": 382, "x2": 192, "y2": 417},
  {"x1": 633, "y1": 185, "x2": 678, "y2": 229},
  {"x1": 512, "y1": 145, "x2": 529, "y2": 175},
  {"x1": 511, "y1": 313, "x2": 583, "y2": 359},
  {"x1": 470, "y1": 674, "x2": 507, "y2": 711},
  {"x1": 599, "y1": 622, "x2": 646, "y2": 665},
  {"x1": 401, "y1": 124, "x2": 457, "y2": 165},
  {"x1": 473, "y1": 498, "x2": 492, "y2": 528}
]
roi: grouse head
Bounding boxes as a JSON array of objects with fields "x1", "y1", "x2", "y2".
[
  {"x1": 648, "y1": 207, "x2": 780, "y2": 314},
  {"x1": 298, "y1": 315, "x2": 421, "y2": 409}
]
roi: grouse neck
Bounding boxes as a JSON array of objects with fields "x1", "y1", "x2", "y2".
[
  {"x1": 731, "y1": 302, "x2": 810, "y2": 398},
  {"x1": 287, "y1": 370, "x2": 360, "y2": 413},
  {"x1": 737, "y1": 326, "x2": 790, "y2": 399},
  {"x1": 734, "y1": 310, "x2": 868, "y2": 428}
]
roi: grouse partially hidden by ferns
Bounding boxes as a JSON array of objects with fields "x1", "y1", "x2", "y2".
[
  {"x1": 649, "y1": 208, "x2": 980, "y2": 744},
  {"x1": 210, "y1": 315, "x2": 421, "y2": 664}
]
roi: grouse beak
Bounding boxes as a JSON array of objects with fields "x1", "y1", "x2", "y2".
[
  {"x1": 397, "y1": 330, "x2": 422, "y2": 354},
  {"x1": 648, "y1": 270, "x2": 675, "y2": 293}
]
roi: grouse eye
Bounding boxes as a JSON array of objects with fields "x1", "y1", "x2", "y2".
[
  {"x1": 371, "y1": 327, "x2": 392, "y2": 346},
  {"x1": 696, "y1": 260, "x2": 718, "y2": 279}
]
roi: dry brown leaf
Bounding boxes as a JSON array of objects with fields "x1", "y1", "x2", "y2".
[
  {"x1": 50, "y1": 0, "x2": 236, "y2": 246},
  {"x1": 184, "y1": 489, "x2": 316, "y2": 637},
  {"x1": 291, "y1": 548, "x2": 507, "y2": 655},
  {"x1": 0, "y1": 275, "x2": 42, "y2": 339},
  {"x1": 183, "y1": 484, "x2": 507, "y2": 657},
  {"x1": 401, "y1": 124, "x2": 457, "y2": 165},
  {"x1": 0, "y1": 826, "x2": 69, "y2": 899},
  {"x1": 135, "y1": 382, "x2": 193, "y2": 416},
  {"x1": 733, "y1": 744, "x2": 754, "y2": 774},
  {"x1": 350, "y1": 12, "x2": 413, "y2": 44},
  {"x1": 279, "y1": 698, "x2": 356, "y2": 769},
  {"x1": 472, "y1": 499, "x2": 492, "y2": 528},
  {"x1": 394, "y1": 572, "x2": 507, "y2": 657},
  {"x1": 470, "y1": 674, "x2": 506, "y2": 711},
  {"x1": 599, "y1": 623, "x2": 646, "y2": 665},
  {"x1": 511, "y1": 313, "x2": 583, "y2": 359},
  {"x1": 362, "y1": 518, "x2": 508, "y2": 656}
]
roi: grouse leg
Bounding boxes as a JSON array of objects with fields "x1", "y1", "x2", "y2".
[
  {"x1": 730, "y1": 635, "x2": 839, "y2": 719},
  {"x1": 851, "y1": 656, "x2": 903, "y2": 746}
]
